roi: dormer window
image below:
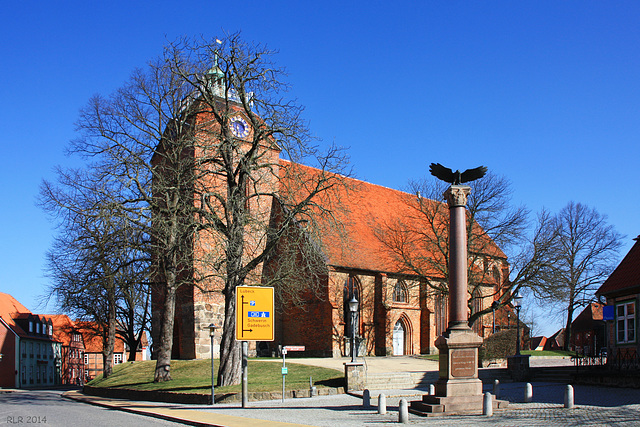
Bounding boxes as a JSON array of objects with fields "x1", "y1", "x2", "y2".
[
  {"x1": 36, "y1": 323, "x2": 40, "y2": 334},
  {"x1": 29, "y1": 321, "x2": 33, "y2": 333}
]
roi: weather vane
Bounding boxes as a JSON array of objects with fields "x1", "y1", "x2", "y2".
[{"x1": 429, "y1": 163, "x2": 487, "y2": 185}]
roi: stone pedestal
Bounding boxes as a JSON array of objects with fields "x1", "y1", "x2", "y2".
[
  {"x1": 410, "y1": 327, "x2": 506, "y2": 415},
  {"x1": 507, "y1": 354, "x2": 531, "y2": 382},
  {"x1": 344, "y1": 362, "x2": 365, "y2": 391},
  {"x1": 434, "y1": 328, "x2": 483, "y2": 397}
]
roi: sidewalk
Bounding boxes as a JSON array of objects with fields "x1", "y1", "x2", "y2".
[
  {"x1": 64, "y1": 382, "x2": 640, "y2": 426},
  {"x1": 62, "y1": 357, "x2": 640, "y2": 426}
]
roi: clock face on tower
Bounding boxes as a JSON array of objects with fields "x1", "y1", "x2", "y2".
[{"x1": 229, "y1": 116, "x2": 250, "y2": 138}]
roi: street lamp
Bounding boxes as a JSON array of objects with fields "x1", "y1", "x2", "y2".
[
  {"x1": 208, "y1": 324, "x2": 218, "y2": 404},
  {"x1": 491, "y1": 301, "x2": 499, "y2": 334},
  {"x1": 348, "y1": 296, "x2": 359, "y2": 363},
  {"x1": 513, "y1": 292, "x2": 523, "y2": 356}
]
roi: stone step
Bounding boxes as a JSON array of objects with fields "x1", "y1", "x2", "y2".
[
  {"x1": 364, "y1": 371, "x2": 439, "y2": 390},
  {"x1": 363, "y1": 368, "x2": 513, "y2": 390},
  {"x1": 530, "y1": 366, "x2": 576, "y2": 382},
  {"x1": 409, "y1": 394, "x2": 509, "y2": 416}
]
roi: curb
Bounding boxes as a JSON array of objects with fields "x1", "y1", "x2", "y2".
[{"x1": 82, "y1": 384, "x2": 344, "y2": 405}]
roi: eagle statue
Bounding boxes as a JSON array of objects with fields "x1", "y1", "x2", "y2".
[{"x1": 429, "y1": 163, "x2": 488, "y2": 185}]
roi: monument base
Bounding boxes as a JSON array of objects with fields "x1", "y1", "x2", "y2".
[
  {"x1": 344, "y1": 362, "x2": 365, "y2": 391},
  {"x1": 409, "y1": 393, "x2": 509, "y2": 416},
  {"x1": 410, "y1": 326, "x2": 508, "y2": 416}
]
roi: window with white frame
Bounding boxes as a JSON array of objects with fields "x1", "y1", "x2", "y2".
[
  {"x1": 114, "y1": 353, "x2": 123, "y2": 364},
  {"x1": 617, "y1": 300, "x2": 636, "y2": 344},
  {"x1": 84, "y1": 354, "x2": 89, "y2": 365}
]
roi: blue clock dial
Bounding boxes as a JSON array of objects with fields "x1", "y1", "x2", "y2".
[{"x1": 230, "y1": 117, "x2": 250, "y2": 138}]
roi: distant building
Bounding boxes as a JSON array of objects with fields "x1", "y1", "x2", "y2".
[
  {"x1": 544, "y1": 328, "x2": 566, "y2": 351},
  {"x1": 77, "y1": 322, "x2": 149, "y2": 381},
  {"x1": 0, "y1": 292, "x2": 61, "y2": 388},
  {"x1": 570, "y1": 303, "x2": 605, "y2": 356},
  {"x1": 49, "y1": 314, "x2": 86, "y2": 385},
  {"x1": 529, "y1": 336, "x2": 547, "y2": 351},
  {"x1": 596, "y1": 235, "x2": 640, "y2": 361}
]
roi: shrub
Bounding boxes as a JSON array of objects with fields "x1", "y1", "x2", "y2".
[{"x1": 479, "y1": 329, "x2": 517, "y2": 362}]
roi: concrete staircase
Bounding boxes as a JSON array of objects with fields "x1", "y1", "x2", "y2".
[
  {"x1": 363, "y1": 367, "x2": 513, "y2": 390},
  {"x1": 529, "y1": 366, "x2": 577, "y2": 383},
  {"x1": 364, "y1": 371, "x2": 439, "y2": 390}
]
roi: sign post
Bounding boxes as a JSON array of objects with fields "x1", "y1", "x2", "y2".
[
  {"x1": 235, "y1": 286, "x2": 275, "y2": 407},
  {"x1": 281, "y1": 346, "x2": 305, "y2": 402}
]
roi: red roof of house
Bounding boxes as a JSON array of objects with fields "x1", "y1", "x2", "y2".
[
  {"x1": 74, "y1": 321, "x2": 148, "y2": 354},
  {"x1": 597, "y1": 236, "x2": 640, "y2": 297},
  {"x1": 75, "y1": 321, "x2": 126, "y2": 354},
  {"x1": 0, "y1": 292, "x2": 31, "y2": 337},
  {"x1": 279, "y1": 161, "x2": 506, "y2": 275},
  {"x1": 48, "y1": 314, "x2": 82, "y2": 347}
]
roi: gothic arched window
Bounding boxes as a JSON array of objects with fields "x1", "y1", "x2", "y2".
[{"x1": 393, "y1": 280, "x2": 408, "y2": 303}]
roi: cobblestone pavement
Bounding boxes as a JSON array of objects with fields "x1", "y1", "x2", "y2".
[
  {"x1": 63, "y1": 381, "x2": 640, "y2": 426},
  {"x1": 61, "y1": 356, "x2": 640, "y2": 427},
  {"x1": 180, "y1": 381, "x2": 640, "y2": 426}
]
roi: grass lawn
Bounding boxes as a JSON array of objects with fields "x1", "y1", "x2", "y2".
[{"x1": 87, "y1": 359, "x2": 343, "y2": 395}]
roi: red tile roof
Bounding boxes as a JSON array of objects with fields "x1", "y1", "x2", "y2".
[
  {"x1": 48, "y1": 314, "x2": 80, "y2": 346},
  {"x1": 74, "y1": 321, "x2": 126, "y2": 354},
  {"x1": 597, "y1": 236, "x2": 640, "y2": 296},
  {"x1": 279, "y1": 161, "x2": 506, "y2": 275},
  {"x1": 0, "y1": 292, "x2": 31, "y2": 337}
]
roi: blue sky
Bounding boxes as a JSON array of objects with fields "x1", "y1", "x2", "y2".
[{"x1": 1, "y1": 1, "x2": 638, "y2": 336}]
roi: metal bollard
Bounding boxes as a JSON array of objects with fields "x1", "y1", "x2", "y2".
[
  {"x1": 493, "y1": 379, "x2": 500, "y2": 398},
  {"x1": 363, "y1": 389, "x2": 371, "y2": 408},
  {"x1": 309, "y1": 376, "x2": 316, "y2": 397},
  {"x1": 564, "y1": 384, "x2": 574, "y2": 409},
  {"x1": 378, "y1": 393, "x2": 387, "y2": 415},
  {"x1": 429, "y1": 384, "x2": 435, "y2": 395},
  {"x1": 524, "y1": 383, "x2": 533, "y2": 403},
  {"x1": 483, "y1": 392, "x2": 493, "y2": 416},
  {"x1": 398, "y1": 399, "x2": 409, "y2": 423}
]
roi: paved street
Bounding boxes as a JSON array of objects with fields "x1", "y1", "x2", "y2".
[{"x1": 0, "y1": 389, "x2": 183, "y2": 427}]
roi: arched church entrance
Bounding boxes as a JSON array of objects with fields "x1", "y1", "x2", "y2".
[{"x1": 393, "y1": 320, "x2": 406, "y2": 355}]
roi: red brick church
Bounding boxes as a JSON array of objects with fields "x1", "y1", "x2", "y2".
[{"x1": 151, "y1": 73, "x2": 509, "y2": 360}]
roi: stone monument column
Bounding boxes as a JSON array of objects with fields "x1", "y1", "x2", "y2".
[
  {"x1": 410, "y1": 164, "x2": 507, "y2": 416},
  {"x1": 445, "y1": 185, "x2": 471, "y2": 330}
]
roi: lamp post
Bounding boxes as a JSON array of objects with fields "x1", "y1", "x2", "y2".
[
  {"x1": 491, "y1": 301, "x2": 499, "y2": 334},
  {"x1": 208, "y1": 324, "x2": 218, "y2": 404},
  {"x1": 513, "y1": 293, "x2": 523, "y2": 356},
  {"x1": 349, "y1": 296, "x2": 359, "y2": 363}
]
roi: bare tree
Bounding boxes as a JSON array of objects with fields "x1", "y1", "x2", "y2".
[
  {"x1": 530, "y1": 202, "x2": 623, "y2": 350},
  {"x1": 69, "y1": 34, "x2": 348, "y2": 384},
  {"x1": 373, "y1": 173, "x2": 558, "y2": 326},
  {"x1": 39, "y1": 168, "x2": 139, "y2": 378}
]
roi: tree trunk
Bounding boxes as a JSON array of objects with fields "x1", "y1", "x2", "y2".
[
  {"x1": 103, "y1": 284, "x2": 117, "y2": 378},
  {"x1": 217, "y1": 285, "x2": 242, "y2": 385},
  {"x1": 154, "y1": 284, "x2": 177, "y2": 382},
  {"x1": 563, "y1": 297, "x2": 575, "y2": 352}
]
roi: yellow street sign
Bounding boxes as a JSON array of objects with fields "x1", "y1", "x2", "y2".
[{"x1": 235, "y1": 286, "x2": 274, "y2": 341}]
